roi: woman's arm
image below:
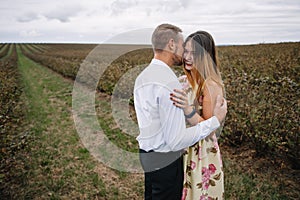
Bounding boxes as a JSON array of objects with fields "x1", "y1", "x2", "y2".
[
  {"x1": 170, "y1": 89, "x2": 204, "y2": 126},
  {"x1": 202, "y1": 80, "x2": 223, "y2": 119},
  {"x1": 202, "y1": 81, "x2": 224, "y2": 138}
]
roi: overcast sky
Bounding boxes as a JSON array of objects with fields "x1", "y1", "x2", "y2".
[{"x1": 1, "y1": 0, "x2": 299, "y2": 45}]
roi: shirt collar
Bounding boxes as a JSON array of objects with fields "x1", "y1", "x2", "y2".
[
  {"x1": 150, "y1": 58, "x2": 178, "y2": 80},
  {"x1": 151, "y1": 58, "x2": 169, "y2": 68}
]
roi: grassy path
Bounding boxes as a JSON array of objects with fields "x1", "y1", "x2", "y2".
[{"x1": 16, "y1": 45, "x2": 143, "y2": 199}]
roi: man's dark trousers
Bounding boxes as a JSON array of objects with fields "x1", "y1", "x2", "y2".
[{"x1": 139, "y1": 149, "x2": 183, "y2": 200}]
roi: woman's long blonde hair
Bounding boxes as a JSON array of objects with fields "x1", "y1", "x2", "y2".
[{"x1": 183, "y1": 31, "x2": 224, "y2": 106}]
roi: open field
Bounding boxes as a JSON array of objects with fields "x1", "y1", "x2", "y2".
[{"x1": 0, "y1": 42, "x2": 299, "y2": 199}]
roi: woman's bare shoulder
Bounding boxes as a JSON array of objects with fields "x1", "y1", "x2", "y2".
[
  {"x1": 205, "y1": 79, "x2": 222, "y2": 89},
  {"x1": 204, "y1": 79, "x2": 223, "y2": 97}
]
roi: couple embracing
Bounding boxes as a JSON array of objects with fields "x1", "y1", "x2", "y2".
[{"x1": 134, "y1": 23, "x2": 227, "y2": 200}]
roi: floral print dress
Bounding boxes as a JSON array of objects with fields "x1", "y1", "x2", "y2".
[{"x1": 179, "y1": 75, "x2": 224, "y2": 200}]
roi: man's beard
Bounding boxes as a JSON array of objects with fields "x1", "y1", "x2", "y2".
[
  {"x1": 173, "y1": 46, "x2": 183, "y2": 66},
  {"x1": 173, "y1": 55, "x2": 183, "y2": 66}
]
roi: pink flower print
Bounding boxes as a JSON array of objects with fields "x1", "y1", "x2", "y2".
[
  {"x1": 214, "y1": 143, "x2": 219, "y2": 151},
  {"x1": 178, "y1": 75, "x2": 187, "y2": 81},
  {"x1": 198, "y1": 145, "x2": 202, "y2": 160},
  {"x1": 200, "y1": 195, "x2": 207, "y2": 200},
  {"x1": 202, "y1": 165, "x2": 217, "y2": 191},
  {"x1": 178, "y1": 75, "x2": 189, "y2": 90},
  {"x1": 202, "y1": 170, "x2": 210, "y2": 183},
  {"x1": 181, "y1": 188, "x2": 188, "y2": 200},
  {"x1": 178, "y1": 75, "x2": 187, "y2": 82},
  {"x1": 202, "y1": 167, "x2": 209, "y2": 176},
  {"x1": 208, "y1": 164, "x2": 217, "y2": 174},
  {"x1": 202, "y1": 167, "x2": 206, "y2": 175},
  {"x1": 190, "y1": 161, "x2": 196, "y2": 170},
  {"x1": 203, "y1": 182, "x2": 210, "y2": 190},
  {"x1": 219, "y1": 153, "x2": 223, "y2": 168},
  {"x1": 213, "y1": 136, "x2": 219, "y2": 150},
  {"x1": 201, "y1": 167, "x2": 211, "y2": 190}
]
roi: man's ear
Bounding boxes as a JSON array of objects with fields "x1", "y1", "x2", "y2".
[{"x1": 167, "y1": 38, "x2": 175, "y2": 52}]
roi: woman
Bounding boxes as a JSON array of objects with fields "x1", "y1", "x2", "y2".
[{"x1": 170, "y1": 31, "x2": 225, "y2": 199}]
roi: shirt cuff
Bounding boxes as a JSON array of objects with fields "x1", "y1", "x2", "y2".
[{"x1": 210, "y1": 116, "x2": 220, "y2": 130}]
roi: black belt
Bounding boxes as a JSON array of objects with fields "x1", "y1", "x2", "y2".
[{"x1": 139, "y1": 149, "x2": 183, "y2": 172}]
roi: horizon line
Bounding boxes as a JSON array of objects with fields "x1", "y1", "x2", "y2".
[{"x1": 0, "y1": 41, "x2": 299, "y2": 46}]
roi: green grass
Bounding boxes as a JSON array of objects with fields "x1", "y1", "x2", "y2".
[
  {"x1": 95, "y1": 98, "x2": 139, "y2": 153},
  {"x1": 223, "y1": 157, "x2": 290, "y2": 200},
  {"x1": 15, "y1": 45, "x2": 142, "y2": 199}
]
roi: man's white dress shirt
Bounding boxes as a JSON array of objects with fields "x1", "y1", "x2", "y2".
[{"x1": 134, "y1": 59, "x2": 220, "y2": 152}]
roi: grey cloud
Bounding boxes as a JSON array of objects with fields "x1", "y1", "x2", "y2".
[
  {"x1": 111, "y1": 0, "x2": 138, "y2": 15},
  {"x1": 110, "y1": 0, "x2": 185, "y2": 17},
  {"x1": 138, "y1": 0, "x2": 184, "y2": 16},
  {"x1": 17, "y1": 12, "x2": 40, "y2": 22},
  {"x1": 43, "y1": 5, "x2": 83, "y2": 23}
]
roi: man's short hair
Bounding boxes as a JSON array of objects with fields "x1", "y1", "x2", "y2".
[{"x1": 151, "y1": 23, "x2": 182, "y2": 51}]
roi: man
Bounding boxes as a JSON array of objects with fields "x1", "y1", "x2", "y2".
[{"x1": 134, "y1": 24, "x2": 227, "y2": 200}]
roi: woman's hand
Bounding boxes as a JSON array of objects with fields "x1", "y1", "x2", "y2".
[
  {"x1": 170, "y1": 89, "x2": 193, "y2": 115},
  {"x1": 170, "y1": 88, "x2": 188, "y2": 108}
]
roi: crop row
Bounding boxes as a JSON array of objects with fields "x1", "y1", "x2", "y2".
[
  {"x1": 0, "y1": 44, "x2": 29, "y2": 160},
  {"x1": 0, "y1": 44, "x2": 11, "y2": 59},
  {"x1": 21, "y1": 43, "x2": 153, "y2": 92},
  {"x1": 0, "y1": 44, "x2": 19, "y2": 120}
]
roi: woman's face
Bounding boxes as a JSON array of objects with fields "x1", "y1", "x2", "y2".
[{"x1": 183, "y1": 40, "x2": 195, "y2": 71}]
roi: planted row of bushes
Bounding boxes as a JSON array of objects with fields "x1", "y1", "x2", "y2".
[
  {"x1": 20, "y1": 44, "x2": 153, "y2": 94},
  {"x1": 218, "y1": 43, "x2": 300, "y2": 167},
  {"x1": 0, "y1": 44, "x2": 29, "y2": 173},
  {"x1": 0, "y1": 43, "x2": 11, "y2": 59},
  {"x1": 0, "y1": 44, "x2": 20, "y2": 129}
]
